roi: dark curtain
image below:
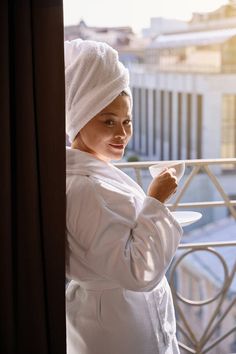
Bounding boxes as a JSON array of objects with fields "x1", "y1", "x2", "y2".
[{"x1": 0, "y1": 1, "x2": 66, "y2": 353}]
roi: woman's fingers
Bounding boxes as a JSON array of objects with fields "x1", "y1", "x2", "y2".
[
  {"x1": 162, "y1": 168, "x2": 176, "y2": 178},
  {"x1": 158, "y1": 169, "x2": 178, "y2": 185},
  {"x1": 147, "y1": 167, "x2": 179, "y2": 203}
]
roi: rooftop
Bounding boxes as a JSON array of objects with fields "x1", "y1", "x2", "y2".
[{"x1": 150, "y1": 27, "x2": 236, "y2": 48}]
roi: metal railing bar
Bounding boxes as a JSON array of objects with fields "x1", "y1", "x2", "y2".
[
  {"x1": 203, "y1": 165, "x2": 236, "y2": 219},
  {"x1": 178, "y1": 341, "x2": 197, "y2": 353},
  {"x1": 191, "y1": 257, "x2": 236, "y2": 346},
  {"x1": 116, "y1": 159, "x2": 236, "y2": 216},
  {"x1": 171, "y1": 166, "x2": 201, "y2": 210},
  {"x1": 199, "y1": 291, "x2": 227, "y2": 347},
  {"x1": 167, "y1": 201, "x2": 236, "y2": 208},
  {"x1": 172, "y1": 247, "x2": 229, "y2": 307},
  {"x1": 201, "y1": 296, "x2": 236, "y2": 347},
  {"x1": 170, "y1": 245, "x2": 236, "y2": 350},
  {"x1": 176, "y1": 323, "x2": 197, "y2": 347},
  {"x1": 202, "y1": 326, "x2": 236, "y2": 354},
  {"x1": 115, "y1": 158, "x2": 236, "y2": 169},
  {"x1": 201, "y1": 262, "x2": 236, "y2": 340},
  {"x1": 178, "y1": 242, "x2": 236, "y2": 249},
  {"x1": 173, "y1": 301, "x2": 198, "y2": 344}
]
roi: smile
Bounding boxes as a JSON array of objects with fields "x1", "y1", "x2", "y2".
[{"x1": 109, "y1": 144, "x2": 125, "y2": 150}]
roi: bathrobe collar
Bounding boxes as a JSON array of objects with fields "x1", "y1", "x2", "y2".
[{"x1": 66, "y1": 147, "x2": 145, "y2": 199}]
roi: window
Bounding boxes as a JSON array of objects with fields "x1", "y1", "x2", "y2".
[
  {"x1": 221, "y1": 95, "x2": 236, "y2": 169},
  {"x1": 197, "y1": 94, "x2": 203, "y2": 159}
]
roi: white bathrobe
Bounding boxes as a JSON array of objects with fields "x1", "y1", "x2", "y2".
[{"x1": 66, "y1": 148, "x2": 182, "y2": 354}]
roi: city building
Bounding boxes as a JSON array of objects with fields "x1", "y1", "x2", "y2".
[
  {"x1": 64, "y1": 20, "x2": 149, "y2": 64},
  {"x1": 124, "y1": 2, "x2": 236, "y2": 224},
  {"x1": 128, "y1": 2, "x2": 236, "y2": 163},
  {"x1": 142, "y1": 17, "x2": 188, "y2": 38}
]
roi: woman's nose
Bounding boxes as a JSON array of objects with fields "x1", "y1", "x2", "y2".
[{"x1": 114, "y1": 124, "x2": 126, "y2": 138}]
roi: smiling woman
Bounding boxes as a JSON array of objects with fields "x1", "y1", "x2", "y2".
[
  {"x1": 72, "y1": 93, "x2": 132, "y2": 161},
  {"x1": 65, "y1": 38, "x2": 183, "y2": 354}
]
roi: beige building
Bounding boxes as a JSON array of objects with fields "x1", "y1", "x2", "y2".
[{"x1": 127, "y1": 2, "x2": 236, "y2": 162}]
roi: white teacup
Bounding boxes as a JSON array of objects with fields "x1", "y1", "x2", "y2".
[{"x1": 149, "y1": 161, "x2": 185, "y2": 182}]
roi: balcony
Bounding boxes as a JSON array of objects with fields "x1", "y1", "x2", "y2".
[{"x1": 115, "y1": 158, "x2": 236, "y2": 353}]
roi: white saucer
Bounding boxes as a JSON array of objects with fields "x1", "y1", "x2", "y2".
[{"x1": 171, "y1": 211, "x2": 202, "y2": 227}]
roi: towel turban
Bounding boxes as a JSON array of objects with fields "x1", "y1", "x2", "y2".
[{"x1": 64, "y1": 39, "x2": 132, "y2": 143}]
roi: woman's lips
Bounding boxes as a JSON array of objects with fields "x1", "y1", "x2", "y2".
[{"x1": 109, "y1": 143, "x2": 124, "y2": 150}]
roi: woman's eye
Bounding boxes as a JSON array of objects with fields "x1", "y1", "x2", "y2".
[
  {"x1": 105, "y1": 120, "x2": 115, "y2": 126},
  {"x1": 124, "y1": 119, "x2": 132, "y2": 125}
]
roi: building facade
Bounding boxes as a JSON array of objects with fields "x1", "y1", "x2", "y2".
[{"x1": 125, "y1": 2, "x2": 236, "y2": 224}]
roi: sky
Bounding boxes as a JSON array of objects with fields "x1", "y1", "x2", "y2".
[{"x1": 63, "y1": 0, "x2": 228, "y2": 33}]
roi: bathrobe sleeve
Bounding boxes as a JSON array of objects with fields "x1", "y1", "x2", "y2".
[{"x1": 66, "y1": 175, "x2": 183, "y2": 292}]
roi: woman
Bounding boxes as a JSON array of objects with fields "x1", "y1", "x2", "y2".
[{"x1": 65, "y1": 39, "x2": 182, "y2": 354}]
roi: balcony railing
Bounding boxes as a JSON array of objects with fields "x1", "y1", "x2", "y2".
[
  {"x1": 115, "y1": 158, "x2": 236, "y2": 353},
  {"x1": 115, "y1": 158, "x2": 236, "y2": 218},
  {"x1": 170, "y1": 241, "x2": 236, "y2": 354}
]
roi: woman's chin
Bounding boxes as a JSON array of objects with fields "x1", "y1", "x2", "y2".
[
  {"x1": 111, "y1": 151, "x2": 124, "y2": 161},
  {"x1": 97, "y1": 149, "x2": 125, "y2": 162}
]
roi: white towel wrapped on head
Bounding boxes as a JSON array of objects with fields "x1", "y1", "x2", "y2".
[{"x1": 64, "y1": 39, "x2": 132, "y2": 143}]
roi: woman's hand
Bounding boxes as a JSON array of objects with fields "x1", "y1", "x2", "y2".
[{"x1": 147, "y1": 168, "x2": 178, "y2": 203}]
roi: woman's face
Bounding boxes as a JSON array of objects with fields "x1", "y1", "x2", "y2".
[{"x1": 73, "y1": 94, "x2": 132, "y2": 162}]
